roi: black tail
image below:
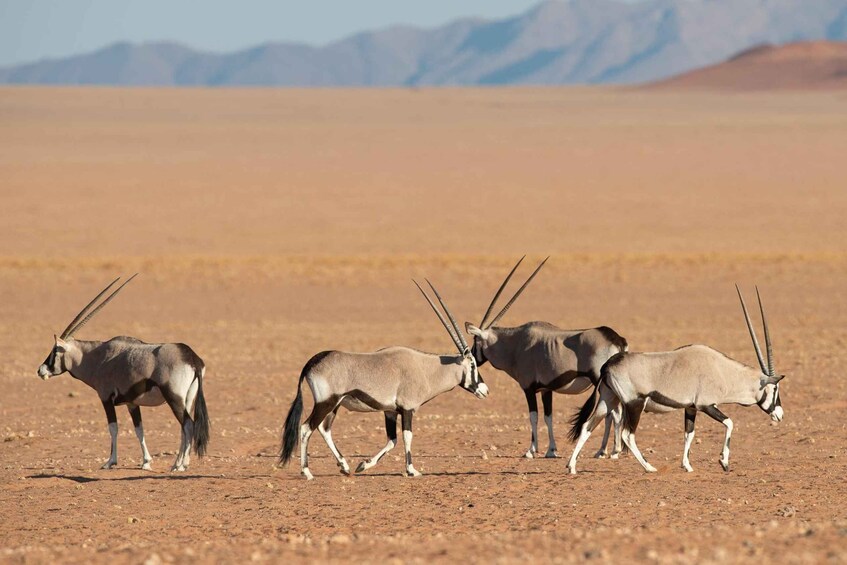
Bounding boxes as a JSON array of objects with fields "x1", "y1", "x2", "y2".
[
  {"x1": 279, "y1": 351, "x2": 332, "y2": 466},
  {"x1": 568, "y1": 380, "x2": 601, "y2": 442},
  {"x1": 192, "y1": 369, "x2": 210, "y2": 457}
]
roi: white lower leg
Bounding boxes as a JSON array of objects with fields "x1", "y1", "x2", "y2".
[
  {"x1": 102, "y1": 422, "x2": 118, "y2": 469},
  {"x1": 622, "y1": 430, "x2": 656, "y2": 473},
  {"x1": 544, "y1": 414, "x2": 558, "y2": 457},
  {"x1": 134, "y1": 425, "x2": 153, "y2": 470},
  {"x1": 357, "y1": 439, "x2": 396, "y2": 473},
  {"x1": 171, "y1": 422, "x2": 190, "y2": 471},
  {"x1": 318, "y1": 424, "x2": 349, "y2": 475},
  {"x1": 403, "y1": 430, "x2": 420, "y2": 477},
  {"x1": 525, "y1": 411, "x2": 539, "y2": 458},
  {"x1": 567, "y1": 424, "x2": 594, "y2": 474},
  {"x1": 682, "y1": 430, "x2": 695, "y2": 472},
  {"x1": 300, "y1": 423, "x2": 314, "y2": 480},
  {"x1": 719, "y1": 419, "x2": 733, "y2": 472}
]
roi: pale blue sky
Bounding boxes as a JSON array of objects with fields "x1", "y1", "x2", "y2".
[{"x1": 0, "y1": 1, "x2": 583, "y2": 67}]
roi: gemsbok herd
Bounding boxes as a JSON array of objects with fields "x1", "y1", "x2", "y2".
[{"x1": 36, "y1": 257, "x2": 786, "y2": 479}]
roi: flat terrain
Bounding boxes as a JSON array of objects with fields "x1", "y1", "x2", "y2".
[{"x1": 1, "y1": 87, "x2": 846, "y2": 563}]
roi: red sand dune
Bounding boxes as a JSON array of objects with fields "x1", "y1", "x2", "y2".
[{"x1": 648, "y1": 41, "x2": 847, "y2": 91}]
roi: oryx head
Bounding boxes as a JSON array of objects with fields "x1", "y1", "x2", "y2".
[
  {"x1": 465, "y1": 256, "x2": 548, "y2": 366},
  {"x1": 38, "y1": 275, "x2": 137, "y2": 380},
  {"x1": 736, "y1": 285, "x2": 784, "y2": 422},
  {"x1": 414, "y1": 279, "x2": 488, "y2": 399}
]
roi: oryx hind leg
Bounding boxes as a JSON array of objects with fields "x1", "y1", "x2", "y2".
[
  {"x1": 567, "y1": 383, "x2": 617, "y2": 474},
  {"x1": 128, "y1": 405, "x2": 153, "y2": 470},
  {"x1": 161, "y1": 385, "x2": 191, "y2": 472},
  {"x1": 356, "y1": 412, "x2": 398, "y2": 473},
  {"x1": 620, "y1": 399, "x2": 656, "y2": 473},
  {"x1": 401, "y1": 410, "x2": 421, "y2": 477},
  {"x1": 300, "y1": 398, "x2": 337, "y2": 481},
  {"x1": 317, "y1": 407, "x2": 350, "y2": 475}
]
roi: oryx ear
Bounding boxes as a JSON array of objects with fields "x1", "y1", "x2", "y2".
[
  {"x1": 465, "y1": 322, "x2": 484, "y2": 337},
  {"x1": 55, "y1": 335, "x2": 69, "y2": 351},
  {"x1": 762, "y1": 374, "x2": 784, "y2": 387}
]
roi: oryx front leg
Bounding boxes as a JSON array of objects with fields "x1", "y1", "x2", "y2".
[
  {"x1": 682, "y1": 407, "x2": 696, "y2": 472},
  {"x1": 620, "y1": 399, "x2": 656, "y2": 473},
  {"x1": 703, "y1": 405, "x2": 733, "y2": 472},
  {"x1": 317, "y1": 408, "x2": 350, "y2": 476},
  {"x1": 100, "y1": 400, "x2": 118, "y2": 470},
  {"x1": 524, "y1": 389, "x2": 539, "y2": 458},
  {"x1": 401, "y1": 410, "x2": 421, "y2": 477},
  {"x1": 128, "y1": 405, "x2": 153, "y2": 470},
  {"x1": 356, "y1": 412, "x2": 398, "y2": 474},
  {"x1": 541, "y1": 391, "x2": 557, "y2": 458}
]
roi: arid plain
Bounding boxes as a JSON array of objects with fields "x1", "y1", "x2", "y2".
[{"x1": 1, "y1": 87, "x2": 846, "y2": 563}]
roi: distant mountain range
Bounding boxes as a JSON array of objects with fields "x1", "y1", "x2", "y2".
[
  {"x1": 2, "y1": 0, "x2": 846, "y2": 86},
  {"x1": 649, "y1": 41, "x2": 847, "y2": 90}
]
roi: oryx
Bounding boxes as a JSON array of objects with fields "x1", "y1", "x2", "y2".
[
  {"x1": 567, "y1": 285, "x2": 784, "y2": 474},
  {"x1": 37, "y1": 275, "x2": 210, "y2": 471},
  {"x1": 279, "y1": 279, "x2": 488, "y2": 480},
  {"x1": 464, "y1": 257, "x2": 628, "y2": 459}
]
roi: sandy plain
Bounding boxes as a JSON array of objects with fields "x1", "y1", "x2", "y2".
[{"x1": 1, "y1": 86, "x2": 846, "y2": 563}]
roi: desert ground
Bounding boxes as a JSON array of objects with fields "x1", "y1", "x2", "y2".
[{"x1": 1, "y1": 86, "x2": 846, "y2": 563}]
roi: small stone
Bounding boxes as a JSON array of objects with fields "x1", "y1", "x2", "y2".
[{"x1": 128, "y1": 517, "x2": 140, "y2": 524}]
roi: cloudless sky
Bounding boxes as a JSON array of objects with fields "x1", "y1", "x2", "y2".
[{"x1": 0, "y1": 0, "x2": 586, "y2": 67}]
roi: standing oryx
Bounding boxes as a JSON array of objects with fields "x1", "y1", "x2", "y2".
[
  {"x1": 464, "y1": 257, "x2": 628, "y2": 459},
  {"x1": 567, "y1": 285, "x2": 784, "y2": 474},
  {"x1": 279, "y1": 279, "x2": 488, "y2": 480},
  {"x1": 37, "y1": 275, "x2": 210, "y2": 471}
]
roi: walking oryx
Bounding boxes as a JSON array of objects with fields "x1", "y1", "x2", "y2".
[
  {"x1": 37, "y1": 276, "x2": 210, "y2": 471},
  {"x1": 567, "y1": 286, "x2": 784, "y2": 474},
  {"x1": 464, "y1": 257, "x2": 628, "y2": 459},
  {"x1": 279, "y1": 279, "x2": 488, "y2": 480}
]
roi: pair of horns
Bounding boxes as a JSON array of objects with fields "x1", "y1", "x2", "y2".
[
  {"x1": 414, "y1": 280, "x2": 469, "y2": 355},
  {"x1": 479, "y1": 256, "x2": 549, "y2": 329},
  {"x1": 736, "y1": 285, "x2": 774, "y2": 377},
  {"x1": 60, "y1": 274, "x2": 138, "y2": 339}
]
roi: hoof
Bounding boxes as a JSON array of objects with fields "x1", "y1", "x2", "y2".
[
  {"x1": 141, "y1": 462, "x2": 153, "y2": 471},
  {"x1": 355, "y1": 461, "x2": 368, "y2": 474},
  {"x1": 544, "y1": 450, "x2": 559, "y2": 459},
  {"x1": 170, "y1": 465, "x2": 187, "y2": 472},
  {"x1": 339, "y1": 464, "x2": 352, "y2": 476},
  {"x1": 100, "y1": 461, "x2": 117, "y2": 470},
  {"x1": 682, "y1": 463, "x2": 694, "y2": 473},
  {"x1": 644, "y1": 464, "x2": 658, "y2": 473},
  {"x1": 720, "y1": 460, "x2": 729, "y2": 472},
  {"x1": 593, "y1": 450, "x2": 608, "y2": 459},
  {"x1": 302, "y1": 468, "x2": 315, "y2": 481},
  {"x1": 610, "y1": 453, "x2": 620, "y2": 460},
  {"x1": 524, "y1": 450, "x2": 535, "y2": 459},
  {"x1": 406, "y1": 467, "x2": 422, "y2": 477},
  {"x1": 567, "y1": 466, "x2": 577, "y2": 475}
]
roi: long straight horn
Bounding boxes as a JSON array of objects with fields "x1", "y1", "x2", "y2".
[
  {"x1": 65, "y1": 274, "x2": 139, "y2": 338},
  {"x1": 60, "y1": 277, "x2": 121, "y2": 339},
  {"x1": 425, "y1": 279, "x2": 469, "y2": 353},
  {"x1": 756, "y1": 286, "x2": 775, "y2": 376},
  {"x1": 735, "y1": 284, "x2": 767, "y2": 374},
  {"x1": 486, "y1": 256, "x2": 549, "y2": 329},
  {"x1": 480, "y1": 256, "x2": 525, "y2": 328},
  {"x1": 413, "y1": 280, "x2": 464, "y2": 353}
]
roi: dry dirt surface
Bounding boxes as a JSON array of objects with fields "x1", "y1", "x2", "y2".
[{"x1": 1, "y1": 87, "x2": 846, "y2": 564}]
